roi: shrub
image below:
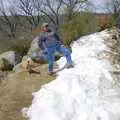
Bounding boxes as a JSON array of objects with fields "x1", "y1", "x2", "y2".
[
  {"x1": 99, "y1": 15, "x2": 115, "y2": 31},
  {"x1": 9, "y1": 38, "x2": 31, "y2": 57},
  {"x1": 61, "y1": 14, "x2": 85, "y2": 46},
  {"x1": 83, "y1": 13, "x2": 99, "y2": 33},
  {"x1": 61, "y1": 12, "x2": 99, "y2": 46},
  {"x1": 33, "y1": 24, "x2": 42, "y2": 36}
]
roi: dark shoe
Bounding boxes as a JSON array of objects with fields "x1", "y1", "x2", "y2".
[
  {"x1": 48, "y1": 71, "x2": 54, "y2": 76},
  {"x1": 66, "y1": 64, "x2": 74, "y2": 68}
]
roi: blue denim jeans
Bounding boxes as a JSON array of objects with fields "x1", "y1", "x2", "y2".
[{"x1": 47, "y1": 44, "x2": 73, "y2": 72}]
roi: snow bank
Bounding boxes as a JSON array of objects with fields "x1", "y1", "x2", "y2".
[{"x1": 26, "y1": 30, "x2": 120, "y2": 120}]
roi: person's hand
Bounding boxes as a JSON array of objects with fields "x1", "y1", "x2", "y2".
[
  {"x1": 43, "y1": 49, "x2": 48, "y2": 54},
  {"x1": 61, "y1": 44, "x2": 64, "y2": 47}
]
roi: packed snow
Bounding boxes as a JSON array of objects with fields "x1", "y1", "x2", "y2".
[{"x1": 25, "y1": 30, "x2": 120, "y2": 120}]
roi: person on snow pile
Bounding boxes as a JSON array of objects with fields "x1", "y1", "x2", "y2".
[{"x1": 38, "y1": 22, "x2": 74, "y2": 75}]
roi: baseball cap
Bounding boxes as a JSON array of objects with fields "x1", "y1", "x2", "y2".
[{"x1": 42, "y1": 22, "x2": 49, "y2": 28}]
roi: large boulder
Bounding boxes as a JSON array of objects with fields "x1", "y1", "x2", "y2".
[
  {"x1": 13, "y1": 63, "x2": 22, "y2": 73},
  {"x1": 27, "y1": 37, "x2": 47, "y2": 63},
  {"x1": 27, "y1": 36, "x2": 40, "y2": 55},
  {"x1": 0, "y1": 51, "x2": 21, "y2": 70}
]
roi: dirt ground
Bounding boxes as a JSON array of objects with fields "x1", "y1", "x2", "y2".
[{"x1": 0, "y1": 64, "x2": 54, "y2": 120}]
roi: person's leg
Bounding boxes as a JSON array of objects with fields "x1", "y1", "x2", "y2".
[
  {"x1": 47, "y1": 46, "x2": 56, "y2": 73},
  {"x1": 56, "y1": 45, "x2": 73, "y2": 66}
]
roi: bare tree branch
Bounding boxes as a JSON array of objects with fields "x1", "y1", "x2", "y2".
[
  {"x1": 61, "y1": 0, "x2": 89, "y2": 20},
  {"x1": 106, "y1": 0, "x2": 120, "y2": 28},
  {"x1": 18, "y1": 0, "x2": 42, "y2": 29},
  {"x1": 0, "y1": 0, "x2": 19, "y2": 38}
]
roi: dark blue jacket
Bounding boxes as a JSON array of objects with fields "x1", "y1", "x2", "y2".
[{"x1": 38, "y1": 29, "x2": 63, "y2": 50}]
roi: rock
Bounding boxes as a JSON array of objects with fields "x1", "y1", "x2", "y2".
[
  {"x1": 13, "y1": 56, "x2": 41, "y2": 73},
  {"x1": 13, "y1": 56, "x2": 31, "y2": 73},
  {"x1": 27, "y1": 37, "x2": 47, "y2": 63},
  {"x1": 22, "y1": 56, "x2": 30, "y2": 63},
  {"x1": 21, "y1": 56, "x2": 39, "y2": 69},
  {"x1": 29, "y1": 50, "x2": 48, "y2": 63},
  {"x1": 13, "y1": 63, "x2": 23, "y2": 73},
  {"x1": 0, "y1": 58, "x2": 12, "y2": 70},
  {"x1": 0, "y1": 51, "x2": 21, "y2": 68},
  {"x1": 21, "y1": 56, "x2": 34, "y2": 69},
  {"x1": 112, "y1": 35, "x2": 117, "y2": 40},
  {"x1": 21, "y1": 56, "x2": 32, "y2": 69},
  {"x1": 27, "y1": 36, "x2": 40, "y2": 55}
]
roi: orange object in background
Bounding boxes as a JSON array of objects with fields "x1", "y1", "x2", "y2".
[{"x1": 99, "y1": 15, "x2": 112, "y2": 30}]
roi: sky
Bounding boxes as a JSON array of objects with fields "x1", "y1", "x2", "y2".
[
  {"x1": 1, "y1": 0, "x2": 111, "y2": 14},
  {"x1": 90, "y1": 0, "x2": 111, "y2": 13}
]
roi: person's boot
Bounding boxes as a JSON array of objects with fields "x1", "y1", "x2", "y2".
[
  {"x1": 66, "y1": 64, "x2": 74, "y2": 69},
  {"x1": 48, "y1": 71, "x2": 54, "y2": 76}
]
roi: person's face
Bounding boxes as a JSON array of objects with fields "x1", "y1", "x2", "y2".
[{"x1": 43, "y1": 27, "x2": 49, "y2": 32}]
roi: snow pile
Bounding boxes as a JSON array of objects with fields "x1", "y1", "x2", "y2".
[{"x1": 26, "y1": 30, "x2": 120, "y2": 120}]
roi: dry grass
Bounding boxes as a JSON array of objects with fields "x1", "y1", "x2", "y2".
[{"x1": 0, "y1": 64, "x2": 54, "y2": 120}]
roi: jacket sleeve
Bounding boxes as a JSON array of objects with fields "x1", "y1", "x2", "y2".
[
  {"x1": 54, "y1": 32, "x2": 64, "y2": 45},
  {"x1": 38, "y1": 34, "x2": 46, "y2": 50}
]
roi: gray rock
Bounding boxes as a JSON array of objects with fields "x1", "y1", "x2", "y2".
[
  {"x1": 22, "y1": 56, "x2": 30, "y2": 62},
  {"x1": 27, "y1": 37, "x2": 47, "y2": 63},
  {"x1": 13, "y1": 56, "x2": 30, "y2": 73},
  {"x1": 13, "y1": 63, "x2": 23, "y2": 73},
  {"x1": 0, "y1": 51, "x2": 21, "y2": 69},
  {"x1": 27, "y1": 36, "x2": 40, "y2": 55}
]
